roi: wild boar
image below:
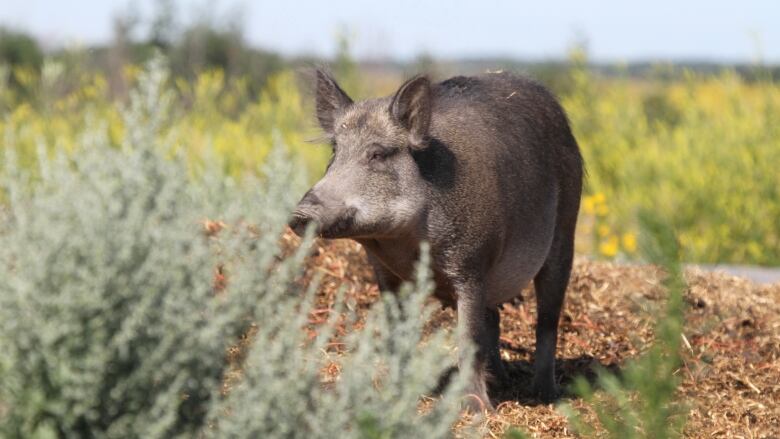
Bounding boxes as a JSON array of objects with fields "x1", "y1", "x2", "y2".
[{"x1": 290, "y1": 70, "x2": 583, "y2": 409}]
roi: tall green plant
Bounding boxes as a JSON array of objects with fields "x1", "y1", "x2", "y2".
[{"x1": 559, "y1": 212, "x2": 686, "y2": 438}]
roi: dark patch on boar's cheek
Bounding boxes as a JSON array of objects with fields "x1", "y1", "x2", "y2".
[{"x1": 411, "y1": 137, "x2": 456, "y2": 190}]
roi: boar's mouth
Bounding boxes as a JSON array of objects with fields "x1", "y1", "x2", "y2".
[
  {"x1": 289, "y1": 207, "x2": 358, "y2": 239},
  {"x1": 288, "y1": 212, "x2": 313, "y2": 236},
  {"x1": 319, "y1": 213, "x2": 356, "y2": 239}
]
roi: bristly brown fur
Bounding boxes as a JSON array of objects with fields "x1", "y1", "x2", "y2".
[{"x1": 292, "y1": 70, "x2": 584, "y2": 409}]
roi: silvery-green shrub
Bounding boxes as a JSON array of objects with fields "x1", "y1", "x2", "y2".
[
  {"x1": 0, "y1": 57, "x2": 277, "y2": 438},
  {"x1": 0, "y1": 57, "x2": 471, "y2": 438},
  {"x1": 209, "y1": 242, "x2": 471, "y2": 439}
]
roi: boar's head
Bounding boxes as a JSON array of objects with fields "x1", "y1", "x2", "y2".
[{"x1": 289, "y1": 70, "x2": 432, "y2": 239}]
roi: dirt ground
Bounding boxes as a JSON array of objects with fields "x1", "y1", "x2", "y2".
[{"x1": 281, "y1": 232, "x2": 780, "y2": 438}]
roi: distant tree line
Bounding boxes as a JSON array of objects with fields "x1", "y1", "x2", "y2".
[
  {"x1": 0, "y1": 0, "x2": 777, "y2": 102},
  {"x1": 0, "y1": 0, "x2": 287, "y2": 99}
]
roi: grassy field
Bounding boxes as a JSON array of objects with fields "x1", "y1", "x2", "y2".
[
  {"x1": 566, "y1": 64, "x2": 780, "y2": 265},
  {"x1": 1, "y1": 58, "x2": 779, "y2": 265}
]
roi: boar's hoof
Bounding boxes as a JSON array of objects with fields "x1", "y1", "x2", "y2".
[
  {"x1": 532, "y1": 381, "x2": 561, "y2": 404},
  {"x1": 462, "y1": 392, "x2": 493, "y2": 414},
  {"x1": 462, "y1": 376, "x2": 494, "y2": 413}
]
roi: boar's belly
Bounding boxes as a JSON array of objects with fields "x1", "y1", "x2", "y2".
[{"x1": 484, "y1": 234, "x2": 552, "y2": 307}]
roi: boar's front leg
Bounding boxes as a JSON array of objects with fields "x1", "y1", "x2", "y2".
[
  {"x1": 365, "y1": 253, "x2": 403, "y2": 294},
  {"x1": 484, "y1": 306, "x2": 509, "y2": 386},
  {"x1": 455, "y1": 279, "x2": 506, "y2": 411}
]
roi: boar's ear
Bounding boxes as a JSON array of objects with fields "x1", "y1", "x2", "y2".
[
  {"x1": 315, "y1": 69, "x2": 353, "y2": 134},
  {"x1": 390, "y1": 75, "x2": 431, "y2": 148}
]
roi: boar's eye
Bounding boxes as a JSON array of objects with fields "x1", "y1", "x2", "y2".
[{"x1": 367, "y1": 144, "x2": 394, "y2": 163}]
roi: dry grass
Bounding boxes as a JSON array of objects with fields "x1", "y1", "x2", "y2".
[{"x1": 237, "y1": 231, "x2": 780, "y2": 438}]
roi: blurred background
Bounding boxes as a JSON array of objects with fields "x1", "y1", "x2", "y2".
[{"x1": 1, "y1": 0, "x2": 778, "y2": 265}]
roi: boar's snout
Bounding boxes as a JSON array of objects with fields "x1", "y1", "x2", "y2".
[
  {"x1": 289, "y1": 188, "x2": 360, "y2": 239},
  {"x1": 289, "y1": 190, "x2": 321, "y2": 237}
]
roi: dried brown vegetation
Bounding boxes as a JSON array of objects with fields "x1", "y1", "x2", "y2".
[{"x1": 234, "y1": 231, "x2": 780, "y2": 438}]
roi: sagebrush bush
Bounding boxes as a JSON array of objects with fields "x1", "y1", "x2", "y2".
[
  {"x1": 209, "y1": 243, "x2": 471, "y2": 439},
  {"x1": 0, "y1": 58, "x2": 472, "y2": 439},
  {"x1": 0, "y1": 58, "x2": 264, "y2": 438}
]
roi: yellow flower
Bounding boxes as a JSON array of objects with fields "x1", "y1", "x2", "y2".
[
  {"x1": 595, "y1": 204, "x2": 610, "y2": 217},
  {"x1": 599, "y1": 236, "x2": 619, "y2": 258},
  {"x1": 597, "y1": 224, "x2": 610, "y2": 237},
  {"x1": 622, "y1": 232, "x2": 638, "y2": 253},
  {"x1": 123, "y1": 64, "x2": 141, "y2": 83},
  {"x1": 593, "y1": 192, "x2": 606, "y2": 205},
  {"x1": 582, "y1": 196, "x2": 596, "y2": 215}
]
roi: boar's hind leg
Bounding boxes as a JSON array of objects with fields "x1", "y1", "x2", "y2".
[{"x1": 532, "y1": 227, "x2": 575, "y2": 403}]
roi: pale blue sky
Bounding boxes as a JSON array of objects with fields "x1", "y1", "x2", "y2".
[{"x1": 1, "y1": 0, "x2": 778, "y2": 62}]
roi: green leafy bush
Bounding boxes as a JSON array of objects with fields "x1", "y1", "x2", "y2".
[{"x1": 566, "y1": 58, "x2": 780, "y2": 264}]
